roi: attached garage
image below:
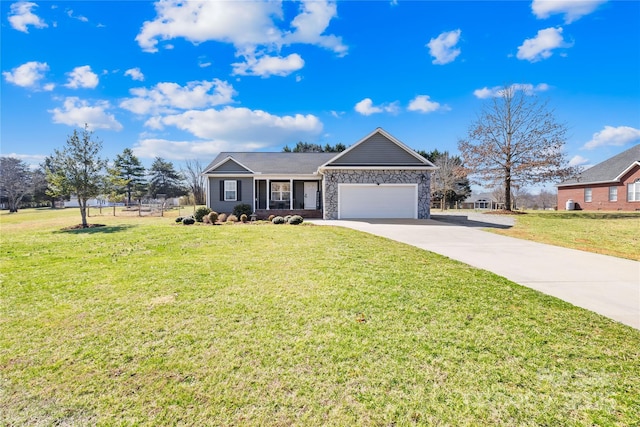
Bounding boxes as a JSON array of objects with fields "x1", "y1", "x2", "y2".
[{"x1": 338, "y1": 184, "x2": 417, "y2": 219}]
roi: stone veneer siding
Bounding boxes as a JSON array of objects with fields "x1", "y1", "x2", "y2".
[{"x1": 322, "y1": 169, "x2": 431, "y2": 219}]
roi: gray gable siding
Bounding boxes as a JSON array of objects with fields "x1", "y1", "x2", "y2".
[
  {"x1": 212, "y1": 158, "x2": 252, "y2": 174},
  {"x1": 327, "y1": 133, "x2": 423, "y2": 166},
  {"x1": 209, "y1": 177, "x2": 253, "y2": 214}
]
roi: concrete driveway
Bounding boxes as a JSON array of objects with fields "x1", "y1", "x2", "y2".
[{"x1": 312, "y1": 216, "x2": 640, "y2": 330}]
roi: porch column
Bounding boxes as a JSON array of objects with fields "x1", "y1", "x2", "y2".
[
  {"x1": 289, "y1": 179, "x2": 293, "y2": 210},
  {"x1": 266, "y1": 179, "x2": 270, "y2": 210}
]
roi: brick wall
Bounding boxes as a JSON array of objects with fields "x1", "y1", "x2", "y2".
[{"x1": 557, "y1": 166, "x2": 640, "y2": 211}]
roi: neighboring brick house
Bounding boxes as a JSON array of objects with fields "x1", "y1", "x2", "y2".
[
  {"x1": 557, "y1": 144, "x2": 640, "y2": 211},
  {"x1": 202, "y1": 128, "x2": 437, "y2": 219}
]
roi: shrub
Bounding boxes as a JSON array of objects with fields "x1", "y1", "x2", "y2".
[
  {"x1": 207, "y1": 211, "x2": 219, "y2": 224},
  {"x1": 268, "y1": 215, "x2": 275, "y2": 222},
  {"x1": 233, "y1": 203, "x2": 252, "y2": 218},
  {"x1": 272, "y1": 216, "x2": 285, "y2": 224},
  {"x1": 218, "y1": 213, "x2": 227, "y2": 223},
  {"x1": 227, "y1": 214, "x2": 238, "y2": 223},
  {"x1": 175, "y1": 216, "x2": 184, "y2": 223},
  {"x1": 182, "y1": 216, "x2": 195, "y2": 225},
  {"x1": 194, "y1": 207, "x2": 212, "y2": 222},
  {"x1": 284, "y1": 215, "x2": 292, "y2": 223},
  {"x1": 240, "y1": 213, "x2": 248, "y2": 223},
  {"x1": 288, "y1": 215, "x2": 304, "y2": 225}
]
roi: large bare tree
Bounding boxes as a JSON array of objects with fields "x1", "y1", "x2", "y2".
[
  {"x1": 47, "y1": 125, "x2": 107, "y2": 227},
  {"x1": 431, "y1": 152, "x2": 469, "y2": 210},
  {"x1": 458, "y1": 85, "x2": 575, "y2": 210}
]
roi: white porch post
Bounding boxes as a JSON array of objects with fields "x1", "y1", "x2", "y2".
[
  {"x1": 266, "y1": 179, "x2": 270, "y2": 211},
  {"x1": 289, "y1": 178, "x2": 293, "y2": 210}
]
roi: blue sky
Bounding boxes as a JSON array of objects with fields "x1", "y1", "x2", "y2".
[{"x1": 2, "y1": 0, "x2": 639, "y2": 190}]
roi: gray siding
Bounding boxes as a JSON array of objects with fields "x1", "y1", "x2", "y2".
[
  {"x1": 208, "y1": 177, "x2": 254, "y2": 214},
  {"x1": 212, "y1": 158, "x2": 252, "y2": 174},
  {"x1": 328, "y1": 133, "x2": 423, "y2": 166}
]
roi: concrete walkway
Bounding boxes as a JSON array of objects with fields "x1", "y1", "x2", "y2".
[{"x1": 311, "y1": 217, "x2": 640, "y2": 330}]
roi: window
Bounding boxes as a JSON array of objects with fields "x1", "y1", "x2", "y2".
[
  {"x1": 584, "y1": 188, "x2": 592, "y2": 203},
  {"x1": 609, "y1": 186, "x2": 618, "y2": 202},
  {"x1": 224, "y1": 180, "x2": 237, "y2": 201},
  {"x1": 628, "y1": 180, "x2": 640, "y2": 202},
  {"x1": 271, "y1": 182, "x2": 291, "y2": 202}
]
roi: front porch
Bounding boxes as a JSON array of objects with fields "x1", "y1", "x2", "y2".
[{"x1": 254, "y1": 209, "x2": 323, "y2": 220}]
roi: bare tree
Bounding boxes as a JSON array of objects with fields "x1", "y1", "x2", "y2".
[
  {"x1": 431, "y1": 152, "x2": 468, "y2": 210},
  {"x1": 458, "y1": 85, "x2": 576, "y2": 211},
  {"x1": 0, "y1": 157, "x2": 32, "y2": 212},
  {"x1": 47, "y1": 125, "x2": 107, "y2": 227},
  {"x1": 536, "y1": 189, "x2": 557, "y2": 210},
  {"x1": 182, "y1": 159, "x2": 206, "y2": 205}
]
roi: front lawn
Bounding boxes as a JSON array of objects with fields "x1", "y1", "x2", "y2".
[
  {"x1": 489, "y1": 211, "x2": 640, "y2": 260},
  {"x1": 1, "y1": 209, "x2": 639, "y2": 425}
]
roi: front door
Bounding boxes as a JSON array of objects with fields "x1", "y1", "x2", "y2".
[{"x1": 304, "y1": 182, "x2": 317, "y2": 210}]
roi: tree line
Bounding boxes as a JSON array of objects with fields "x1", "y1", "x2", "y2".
[{"x1": 0, "y1": 125, "x2": 205, "y2": 226}]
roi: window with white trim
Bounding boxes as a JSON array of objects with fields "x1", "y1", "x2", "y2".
[
  {"x1": 271, "y1": 182, "x2": 291, "y2": 202},
  {"x1": 584, "y1": 187, "x2": 592, "y2": 203},
  {"x1": 224, "y1": 180, "x2": 237, "y2": 201},
  {"x1": 628, "y1": 179, "x2": 640, "y2": 202},
  {"x1": 609, "y1": 186, "x2": 617, "y2": 202}
]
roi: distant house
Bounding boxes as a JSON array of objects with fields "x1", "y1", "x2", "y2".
[
  {"x1": 557, "y1": 144, "x2": 640, "y2": 211},
  {"x1": 202, "y1": 128, "x2": 438, "y2": 220},
  {"x1": 460, "y1": 192, "x2": 502, "y2": 210}
]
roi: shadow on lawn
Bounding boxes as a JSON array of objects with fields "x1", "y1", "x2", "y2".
[{"x1": 56, "y1": 224, "x2": 137, "y2": 234}]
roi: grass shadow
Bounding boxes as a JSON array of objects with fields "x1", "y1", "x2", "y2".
[
  {"x1": 56, "y1": 224, "x2": 137, "y2": 234},
  {"x1": 430, "y1": 214, "x2": 514, "y2": 229}
]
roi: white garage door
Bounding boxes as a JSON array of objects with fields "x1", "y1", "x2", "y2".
[{"x1": 338, "y1": 184, "x2": 417, "y2": 219}]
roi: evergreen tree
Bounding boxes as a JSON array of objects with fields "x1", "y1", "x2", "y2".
[
  {"x1": 148, "y1": 157, "x2": 186, "y2": 199},
  {"x1": 109, "y1": 148, "x2": 147, "y2": 205}
]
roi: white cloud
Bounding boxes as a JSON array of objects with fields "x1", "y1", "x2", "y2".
[
  {"x1": 8, "y1": 1, "x2": 47, "y2": 32},
  {"x1": 120, "y1": 79, "x2": 236, "y2": 115},
  {"x1": 66, "y1": 9, "x2": 89, "y2": 22},
  {"x1": 49, "y1": 97, "x2": 123, "y2": 131},
  {"x1": 132, "y1": 138, "x2": 266, "y2": 161},
  {"x1": 65, "y1": 65, "x2": 99, "y2": 89},
  {"x1": 135, "y1": 0, "x2": 346, "y2": 76},
  {"x1": 427, "y1": 29, "x2": 461, "y2": 65},
  {"x1": 283, "y1": 0, "x2": 347, "y2": 56},
  {"x1": 2, "y1": 61, "x2": 51, "y2": 89},
  {"x1": 232, "y1": 53, "x2": 304, "y2": 77},
  {"x1": 407, "y1": 95, "x2": 449, "y2": 113},
  {"x1": 583, "y1": 126, "x2": 640, "y2": 150},
  {"x1": 150, "y1": 106, "x2": 322, "y2": 143},
  {"x1": 354, "y1": 98, "x2": 399, "y2": 116},
  {"x1": 517, "y1": 27, "x2": 571, "y2": 62},
  {"x1": 532, "y1": 0, "x2": 607, "y2": 24},
  {"x1": 473, "y1": 83, "x2": 550, "y2": 99},
  {"x1": 568, "y1": 155, "x2": 589, "y2": 167},
  {"x1": 124, "y1": 67, "x2": 145, "y2": 81}
]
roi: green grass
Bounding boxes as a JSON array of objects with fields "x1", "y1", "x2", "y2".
[
  {"x1": 1, "y1": 208, "x2": 639, "y2": 426},
  {"x1": 490, "y1": 211, "x2": 640, "y2": 260}
]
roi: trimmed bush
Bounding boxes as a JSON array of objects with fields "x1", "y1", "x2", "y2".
[
  {"x1": 227, "y1": 214, "x2": 238, "y2": 223},
  {"x1": 268, "y1": 215, "x2": 275, "y2": 222},
  {"x1": 233, "y1": 203, "x2": 252, "y2": 218},
  {"x1": 194, "y1": 207, "x2": 212, "y2": 222},
  {"x1": 240, "y1": 214, "x2": 248, "y2": 223},
  {"x1": 288, "y1": 215, "x2": 304, "y2": 225},
  {"x1": 218, "y1": 213, "x2": 227, "y2": 223},
  {"x1": 272, "y1": 216, "x2": 285, "y2": 224},
  {"x1": 207, "y1": 211, "x2": 219, "y2": 224},
  {"x1": 284, "y1": 215, "x2": 292, "y2": 223},
  {"x1": 175, "y1": 216, "x2": 184, "y2": 223},
  {"x1": 182, "y1": 216, "x2": 195, "y2": 225}
]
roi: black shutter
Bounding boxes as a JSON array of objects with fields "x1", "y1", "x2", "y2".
[
  {"x1": 237, "y1": 180, "x2": 242, "y2": 201},
  {"x1": 219, "y1": 180, "x2": 224, "y2": 201}
]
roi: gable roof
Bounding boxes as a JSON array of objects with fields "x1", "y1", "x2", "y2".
[
  {"x1": 558, "y1": 144, "x2": 640, "y2": 187},
  {"x1": 320, "y1": 128, "x2": 437, "y2": 169},
  {"x1": 203, "y1": 152, "x2": 336, "y2": 175}
]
